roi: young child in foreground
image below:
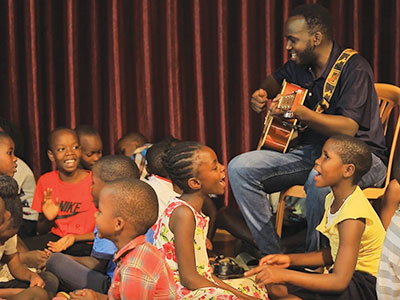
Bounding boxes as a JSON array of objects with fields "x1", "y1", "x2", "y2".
[
  {"x1": 24, "y1": 127, "x2": 97, "y2": 256},
  {"x1": 46, "y1": 155, "x2": 139, "y2": 293},
  {"x1": 246, "y1": 135, "x2": 385, "y2": 300},
  {"x1": 153, "y1": 141, "x2": 268, "y2": 299},
  {"x1": 69, "y1": 178, "x2": 176, "y2": 300},
  {"x1": 0, "y1": 175, "x2": 58, "y2": 300}
]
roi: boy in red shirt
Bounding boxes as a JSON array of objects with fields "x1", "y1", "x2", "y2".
[
  {"x1": 69, "y1": 178, "x2": 176, "y2": 300},
  {"x1": 24, "y1": 127, "x2": 97, "y2": 256}
]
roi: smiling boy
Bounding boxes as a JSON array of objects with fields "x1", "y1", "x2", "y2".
[{"x1": 24, "y1": 128, "x2": 97, "y2": 256}]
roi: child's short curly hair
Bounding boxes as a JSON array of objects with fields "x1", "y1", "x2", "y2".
[
  {"x1": 103, "y1": 178, "x2": 158, "y2": 235},
  {"x1": 329, "y1": 135, "x2": 372, "y2": 184}
]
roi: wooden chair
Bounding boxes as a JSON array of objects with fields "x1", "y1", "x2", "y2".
[
  {"x1": 275, "y1": 83, "x2": 400, "y2": 238},
  {"x1": 363, "y1": 83, "x2": 400, "y2": 199}
]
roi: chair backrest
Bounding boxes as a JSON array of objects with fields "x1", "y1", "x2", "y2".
[{"x1": 375, "y1": 83, "x2": 400, "y2": 188}]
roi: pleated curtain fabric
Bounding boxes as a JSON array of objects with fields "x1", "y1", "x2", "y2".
[{"x1": 0, "y1": 0, "x2": 399, "y2": 205}]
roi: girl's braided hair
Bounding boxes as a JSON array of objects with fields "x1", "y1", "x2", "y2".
[{"x1": 162, "y1": 141, "x2": 203, "y2": 193}]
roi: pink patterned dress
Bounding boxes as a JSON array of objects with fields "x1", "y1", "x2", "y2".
[{"x1": 154, "y1": 198, "x2": 269, "y2": 300}]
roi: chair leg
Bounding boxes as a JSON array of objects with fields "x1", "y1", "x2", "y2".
[
  {"x1": 276, "y1": 186, "x2": 306, "y2": 238},
  {"x1": 275, "y1": 192, "x2": 286, "y2": 238}
]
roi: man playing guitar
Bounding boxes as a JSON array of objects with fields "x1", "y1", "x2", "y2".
[{"x1": 228, "y1": 4, "x2": 387, "y2": 255}]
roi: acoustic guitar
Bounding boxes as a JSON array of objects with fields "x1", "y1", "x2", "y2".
[{"x1": 257, "y1": 80, "x2": 308, "y2": 153}]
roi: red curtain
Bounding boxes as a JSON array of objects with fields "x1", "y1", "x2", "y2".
[{"x1": 1, "y1": 0, "x2": 400, "y2": 204}]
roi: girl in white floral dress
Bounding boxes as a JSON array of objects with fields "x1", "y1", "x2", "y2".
[{"x1": 154, "y1": 142, "x2": 268, "y2": 300}]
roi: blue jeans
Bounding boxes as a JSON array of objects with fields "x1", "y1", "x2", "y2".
[{"x1": 228, "y1": 144, "x2": 386, "y2": 254}]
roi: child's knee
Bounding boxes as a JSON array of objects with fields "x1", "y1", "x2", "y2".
[
  {"x1": 27, "y1": 286, "x2": 49, "y2": 300},
  {"x1": 268, "y1": 283, "x2": 289, "y2": 299},
  {"x1": 39, "y1": 271, "x2": 59, "y2": 298}
]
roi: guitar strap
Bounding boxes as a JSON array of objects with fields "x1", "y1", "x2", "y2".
[{"x1": 314, "y1": 48, "x2": 358, "y2": 113}]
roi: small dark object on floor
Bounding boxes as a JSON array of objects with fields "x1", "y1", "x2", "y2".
[{"x1": 211, "y1": 255, "x2": 245, "y2": 279}]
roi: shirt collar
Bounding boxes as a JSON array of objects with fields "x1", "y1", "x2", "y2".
[
  {"x1": 114, "y1": 235, "x2": 146, "y2": 261},
  {"x1": 308, "y1": 41, "x2": 342, "y2": 80},
  {"x1": 153, "y1": 175, "x2": 172, "y2": 184}
]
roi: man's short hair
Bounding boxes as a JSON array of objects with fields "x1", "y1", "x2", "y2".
[
  {"x1": 0, "y1": 176, "x2": 23, "y2": 229},
  {"x1": 93, "y1": 155, "x2": 139, "y2": 182},
  {"x1": 289, "y1": 4, "x2": 333, "y2": 40},
  {"x1": 104, "y1": 178, "x2": 158, "y2": 235},
  {"x1": 329, "y1": 134, "x2": 372, "y2": 184}
]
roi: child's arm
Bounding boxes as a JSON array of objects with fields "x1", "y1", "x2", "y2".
[
  {"x1": 4, "y1": 253, "x2": 45, "y2": 288},
  {"x1": 17, "y1": 237, "x2": 51, "y2": 269},
  {"x1": 380, "y1": 179, "x2": 400, "y2": 229},
  {"x1": 246, "y1": 218, "x2": 365, "y2": 293},
  {"x1": 41, "y1": 188, "x2": 60, "y2": 221},
  {"x1": 37, "y1": 213, "x2": 55, "y2": 235},
  {"x1": 36, "y1": 188, "x2": 60, "y2": 235},
  {"x1": 260, "y1": 247, "x2": 333, "y2": 269},
  {"x1": 47, "y1": 232, "x2": 95, "y2": 252}
]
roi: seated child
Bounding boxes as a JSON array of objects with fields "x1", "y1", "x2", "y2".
[
  {"x1": 376, "y1": 167, "x2": 400, "y2": 298},
  {"x1": 145, "y1": 141, "x2": 181, "y2": 217},
  {"x1": 146, "y1": 141, "x2": 217, "y2": 249},
  {"x1": 75, "y1": 125, "x2": 103, "y2": 170},
  {"x1": 115, "y1": 132, "x2": 152, "y2": 179},
  {"x1": 246, "y1": 135, "x2": 385, "y2": 299},
  {"x1": 0, "y1": 175, "x2": 59, "y2": 299},
  {"x1": 153, "y1": 141, "x2": 268, "y2": 299},
  {"x1": 0, "y1": 122, "x2": 38, "y2": 238},
  {"x1": 69, "y1": 178, "x2": 177, "y2": 299},
  {"x1": 0, "y1": 133, "x2": 49, "y2": 270},
  {"x1": 14, "y1": 158, "x2": 38, "y2": 238},
  {"x1": 377, "y1": 206, "x2": 400, "y2": 299},
  {"x1": 24, "y1": 127, "x2": 97, "y2": 256},
  {"x1": 46, "y1": 155, "x2": 139, "y2": 293}
]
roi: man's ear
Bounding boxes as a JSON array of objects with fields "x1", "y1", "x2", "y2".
[
  {"x1": 4, "y1": 210, "x2": 11, "y2": 221},
  {"x1": 187, "y1": 177, "x2": 201, "y2": 191},
  {"x1": 313, "y1": 31, "x2": 322, "y2": 46},
  {"x1": 47, "y1": 150, "x2": 55, "y2": 162},
  {"x1": 343, "y1": 163, "x2": 356, "y2": 179}
]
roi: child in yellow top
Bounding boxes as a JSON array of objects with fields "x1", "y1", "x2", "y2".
[{"x1": 246, "y1": 134, "x2": 385, "y2": 299}]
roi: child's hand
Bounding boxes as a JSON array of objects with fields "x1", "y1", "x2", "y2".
[
  {"x1": 259, "y1": 254, "x2": 290, "y2": 268},
  {"x1": 42, "y1": 188, "x2": 60, "y2": 221},
  {"x1": 47, "y1": 234, "x2": 76, "y2": 252},
  {"x1": 244, "y1": 265, "x2": 285, "y2": 286},
  {"x1": 20, "y1": 249, "x2": 51, "y2": 269},
  {"x1": 29, "y1": 272, "x2": 45, "y2": 288},
  {"x1": 70, "y1": 289, "x2": 97, "y2": 300}
]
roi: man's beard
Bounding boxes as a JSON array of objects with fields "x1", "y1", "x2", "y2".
[{"x1": 297, "y1": 42, "x2": 317, "y2": 66}]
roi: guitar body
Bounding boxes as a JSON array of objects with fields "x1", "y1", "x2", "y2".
[{"x1": 257, "y1": 80, "x2": 308, "y2": 153}]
